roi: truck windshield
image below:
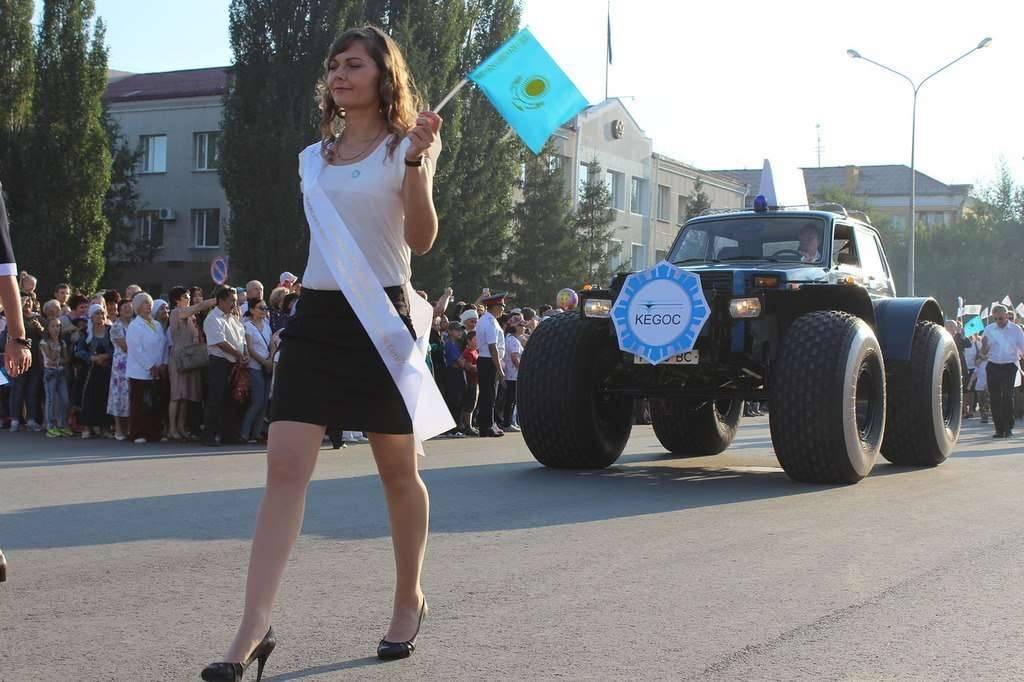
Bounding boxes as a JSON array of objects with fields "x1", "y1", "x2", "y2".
[{"x1": 671, "y1": 216, "x2": 827, "y2": 265}]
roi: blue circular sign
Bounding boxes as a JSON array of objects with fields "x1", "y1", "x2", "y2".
[
  {"x1": 210, "y1": 256, "x2": 229, "y2": 286},
  {"x1": 611, "y1": 261, "x2": 710, "y2": 365}
]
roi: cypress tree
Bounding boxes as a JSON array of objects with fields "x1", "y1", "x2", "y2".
[
  {"x1": 423, "y1": 0, "x2": 522, "y2": 299},
  {"x1": 574, "y1": 158, "x2": 617, "y2": 286},
  {"x1": 509, "y1": 143, "x2": 580, "y2": 306},
  {"x1": 0, "y1": 0, "x2": 35, "y2": 141},
  {"x1": 18, "y1": 0, "x2": 111, "y2": 291},
  {"x1": 0, "y1": 0, "x2": 35, "y2": 238},
  {"x1": 220, "y1": 0, "x2": 342, "y2": 284},
  {"x1": 101, "y1": 110, "x2": 144, "y2": 272}
]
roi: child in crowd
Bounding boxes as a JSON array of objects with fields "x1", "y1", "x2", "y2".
[
  {"x1": 39, "y1": 318, "x2": 71, "y2": 437},
  {"x1": 460, "y1": 331, "x2": 479, "y2": 436}
]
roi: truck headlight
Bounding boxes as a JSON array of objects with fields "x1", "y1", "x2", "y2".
[
  {"x1": 583, "y1": 298, "x2": 613, "y2": 318},
  {"x1": 729, "y1": 297, "x2": 762, "y2": 318}
]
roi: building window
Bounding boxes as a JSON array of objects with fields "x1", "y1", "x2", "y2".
[
  {"x1": 194, "y1": 131, "x2": 220, "y2": 171},
  {"x1": 609, "y1": 238, "x2": 623, "y2": 270},
  {"x1": 631, "y1": 243, "x2": 646, "y2": 270},
  {"x1": 140, "y1": 134, "x2": 167, "y2": 173},
  {"x1": 192, "y1": 209, "x2": 220, "y2": 248},
  {"x1": 657, "y1": 185, "x2": 671, "y2": 222},
  {"x1": 655, "y1": 249, "x2": 668, "y2": 263},
  {"x1": 677, "y1": 195, "x2": 689, "y2": 225},
  {"x1": 137, "y1": 210, "x2": 164, "y2": 248},
  {"x1": 605, "y1": 170, "x2": 625, "y2": 211},
  {"x1": 630, "y1": 177, "x2": 648, "y2": 215},
  {"x1": 579, "y1": 162, "x2": 590, "y2": 187}
]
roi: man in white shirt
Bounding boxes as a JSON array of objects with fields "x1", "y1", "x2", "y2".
[
  {"x1": 980, "y1": 304, "x2": 1024, "y2": 438},
  {"x1": 476, "y1": 291, "x2": 507, "y2": 437},
  {"x1": 202, "y1": 286, "x2": 249, "y2": 446}
]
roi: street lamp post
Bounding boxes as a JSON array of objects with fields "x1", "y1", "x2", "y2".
[{"x1": 847, "y1": 38, "x2": 991, "y2": 296}]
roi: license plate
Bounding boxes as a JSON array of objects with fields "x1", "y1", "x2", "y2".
[{"x1": 633, "y1": 350, "x2": 700, "y2": 365}]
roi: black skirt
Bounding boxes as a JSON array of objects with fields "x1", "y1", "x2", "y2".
[{"x1": 269, "y1": 287, "x2": 415, "y2": 434}]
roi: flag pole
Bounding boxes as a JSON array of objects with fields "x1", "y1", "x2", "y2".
[
  {"x1": 432, "y1": 78, "x2": 469, "y2": 114},
  {"x1": 604, "y1": 0, "x2": 610, "y2": 100}
]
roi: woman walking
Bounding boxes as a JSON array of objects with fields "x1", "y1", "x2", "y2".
[
  {"x1": 202, "y1": 25, "x2": 445, "y2": 680},
  {"x1": 125, "y1": 293, "x2": 167, "y2": 444}
]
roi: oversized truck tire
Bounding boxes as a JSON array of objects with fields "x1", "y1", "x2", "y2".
[
  {"x1": 518, "y1": 313, "x2": 633, "y2": 468},
  {"x1": 650, "y1": 398, "x2": 743, "y2": 456},
  {"x1": 770, "y1": 311, "x2": 886, "y2": 484},
  {"x1": 880, "y1": 322, "x2": 962, "y2": 466}
]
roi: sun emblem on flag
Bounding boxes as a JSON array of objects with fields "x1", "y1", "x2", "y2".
[{"x1": 510, "y1": 75, "x2": 549, "y2": 111}]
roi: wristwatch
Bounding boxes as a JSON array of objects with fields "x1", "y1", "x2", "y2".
[{"x1": 9, "y1": 337, "x2": 31, "y2": 350}]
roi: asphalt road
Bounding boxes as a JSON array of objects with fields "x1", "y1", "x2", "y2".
[{"x1": 1, "y1": 417, "x2": 1022, "y2": 681}]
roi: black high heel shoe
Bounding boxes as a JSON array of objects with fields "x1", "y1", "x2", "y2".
[
  {"x1": 377, "y1": 600, "x2": 428, "y2": 660},
  {"x1": 201, "y1": 627, "x2": 276, "y2": 682}
]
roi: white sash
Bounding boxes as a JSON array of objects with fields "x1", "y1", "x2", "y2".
[{"x1": 300, "y1": 146, "x2": 454, "y2": 454}]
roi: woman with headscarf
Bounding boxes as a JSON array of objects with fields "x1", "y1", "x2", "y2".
[
  {"x1": 74, "y1": 303, "x2": 114, "y2": 438},
  {"x1": 126, "y1": 293, "x2": 168, "y2": 443},
  {"x1": 107, "y1": 299, "x2": 133, "y2": 440}
]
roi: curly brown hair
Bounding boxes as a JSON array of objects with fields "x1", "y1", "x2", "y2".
[{"x1": 316, "y1": 26, "x2": 424, "y2": 162}]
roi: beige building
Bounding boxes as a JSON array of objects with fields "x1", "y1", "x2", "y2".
[
  {"x1": 105, "y1": 70, "x2": 745, "y2": 293},
  {"x1": 715, "y1": 164, "x2": 973, "y2": 231},
  {"x1": 105, "y1": 67, "x2": 231, "y2": 294},
  {"x1": 546, "y1": 99, "x2": 747, "y2": 270}
]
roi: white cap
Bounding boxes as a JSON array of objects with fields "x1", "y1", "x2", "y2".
[
  {"x1": 279, "y1": 271, "x2": 297, "y2": 285},
  {"x1": 460, "y1": 309, "x2": 479, "y2": 323}
]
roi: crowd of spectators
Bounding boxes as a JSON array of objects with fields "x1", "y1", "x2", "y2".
[{"x1": 1, "y1": 271, "x2": 567, "y2": 447}]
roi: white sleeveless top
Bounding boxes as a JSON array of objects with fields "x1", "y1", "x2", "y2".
[{"x1": 301, "y1": 135, "x2": 438, "y2": 289}]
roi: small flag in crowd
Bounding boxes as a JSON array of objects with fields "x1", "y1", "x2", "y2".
[
  {"x1": 963, "y1": 304, "x2": 981, "y2": 316},
  {"x1": 981, "y1": 307, "x2": 990, "y2": 319},
  {"x1": 1002, "y1": 295, "x2": 1013, "y2": 307},
  {"x1": 1017, "y1": 302, "x2": 1024, "y2": 318},
  {"x1": 964, "y1": 316, "x2": 985, "y2": 336},
  {"x1": 956, "y1": 295, "x2": 964, "y2": 318},
  {"x1": 468, "y1": 27, "x2": 589, "y2": 154}
]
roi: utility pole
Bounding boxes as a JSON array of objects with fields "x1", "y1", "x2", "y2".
[{"x1": 815, "y1": 123, "x2": 823, "y2": 168}]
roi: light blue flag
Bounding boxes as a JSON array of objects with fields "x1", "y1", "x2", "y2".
[
  {"x1": 964, "y1": 315, "x2": 984, "y2": 337},
  {"x1": 468, "y1": 27, "x2": 588, "y2": 154}
]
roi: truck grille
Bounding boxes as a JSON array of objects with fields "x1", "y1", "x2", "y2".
[{"x1": 698, "y1": 272, "x2": 733, "y2": 295}]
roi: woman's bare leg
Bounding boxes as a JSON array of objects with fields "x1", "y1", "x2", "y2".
[
  {"x1": 224, "y1": 420, "x2": 325, "y2": 661},
  {"x1": 368, "y1": 432, "x2": 428, "y2": 642},
  {"x1": 168, "y1": 400, "x2": 180, "y2": 437}
]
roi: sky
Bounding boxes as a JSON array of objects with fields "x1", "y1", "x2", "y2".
[{"x1": 35, "y1": 0, "x2": 1023, "y2": 189}]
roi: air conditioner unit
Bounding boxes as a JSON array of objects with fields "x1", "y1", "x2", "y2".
[{"x1": 158, "y1": 208, "x2": 176, "y2": 221}]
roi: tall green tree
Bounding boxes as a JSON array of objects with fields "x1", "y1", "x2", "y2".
[
  {"x1": 222, "y1": 0, "x2": 481, "y2": 289},
  {"x1": 17, "y1": 0, "x2": 111, "y2": 291},
  {"x1": 508, "y1": 143, "x2": 580, "y2": 306},
  {"x1": 412, "y1": 0, "x2": 523, "y2": 299},
  {"x1": 220, "y1": 0, "x2": 342, "y2": 284},
  {"x1": 360, "y1": 0, "x2": 476, "y2": 296},
  {"x1": 0, "y1": 0, "x2": 35, "y2": 140},
  {"x1": 574, "y1": 158, "x2": 617, "y2": 286},
  {"x1": 0, "y1": 0, "x2": 36, "y2": 238},
  {"x1": 685, "y1": 178, "x2": 711, "y2": 220},
  {"x1": 101, "y1": 110, "x2": 145, "y2": 272}
]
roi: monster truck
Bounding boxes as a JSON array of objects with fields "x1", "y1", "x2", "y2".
[{"x1": 517, "y1": 204, "x2": 962, "y2": 484}]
